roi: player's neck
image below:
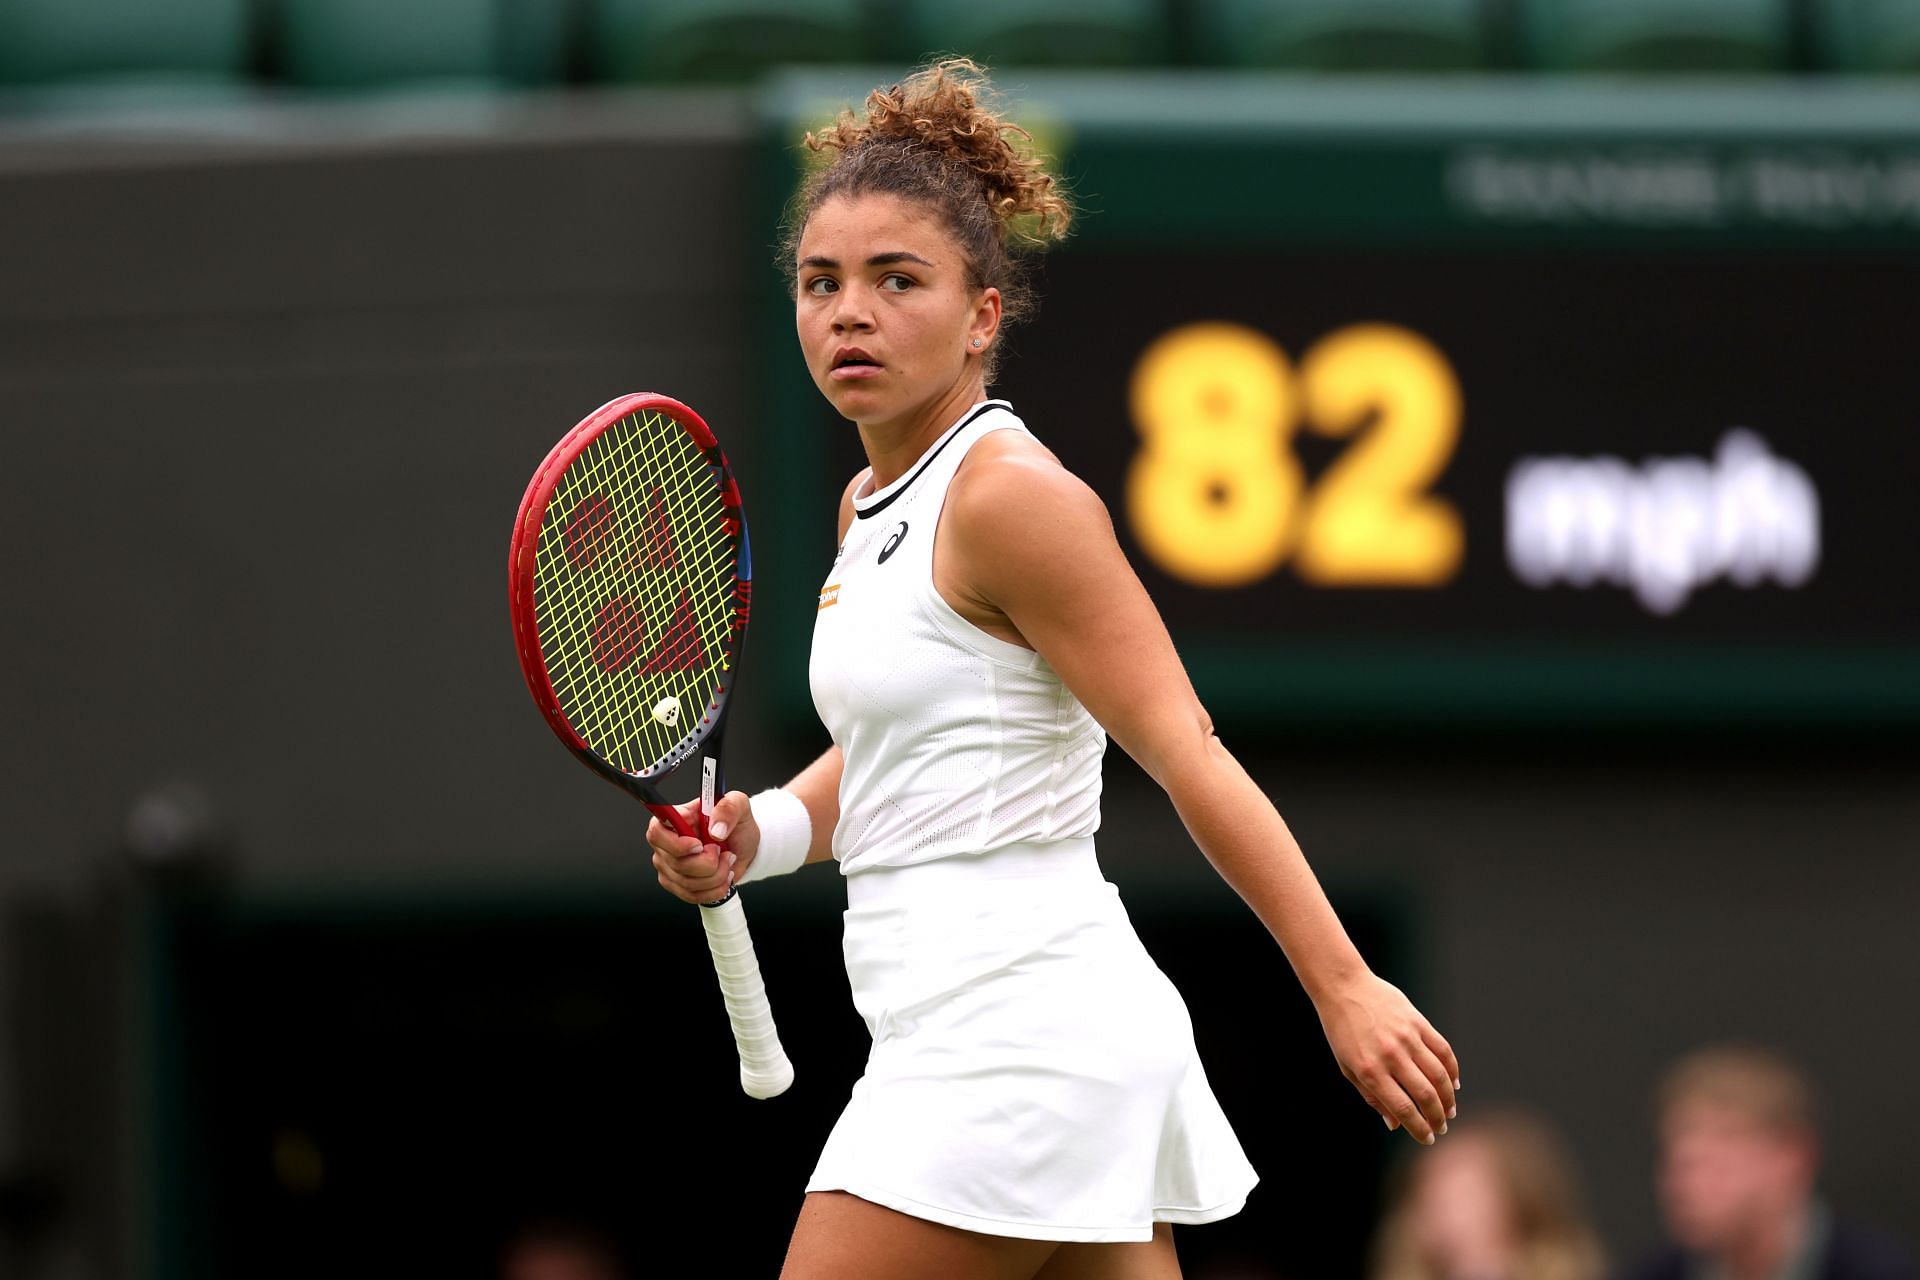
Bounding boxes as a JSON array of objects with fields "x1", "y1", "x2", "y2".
[{"x1": 858, "y1": 378, "x2": 989, "y2": 489}]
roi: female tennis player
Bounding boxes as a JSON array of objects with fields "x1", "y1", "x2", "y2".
[{"x1": 648, "y1": 60, "x2": 1461, "y2": 1280}]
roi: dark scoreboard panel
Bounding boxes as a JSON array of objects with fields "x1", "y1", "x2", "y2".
[
  {"x1": 754, "y1": 73, "x2": 1920, "y2": 730},
  {"x1": 1001, "y1": 251, "x2": 1916, "y2": 681}
]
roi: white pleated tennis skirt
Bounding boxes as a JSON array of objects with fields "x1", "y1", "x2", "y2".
[{"x1": 805, "y1": 837, "x2": 1258, "y2": 1243}]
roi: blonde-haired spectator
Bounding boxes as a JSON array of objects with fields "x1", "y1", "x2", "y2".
[
  {"x1": 1622, "y1": 1043, "x2": 1915, "y2": 1280},
  {"x1": 1372, "y1": 1104, "x2": 1605, "y2": 1280}
]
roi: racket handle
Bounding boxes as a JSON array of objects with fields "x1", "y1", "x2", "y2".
[{"x1": 698, "y1": 892, "x2": 795, "y2": 1099}]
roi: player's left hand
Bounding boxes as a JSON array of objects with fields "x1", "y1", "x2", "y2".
[{"x1": 1314, "y1": 971, "x2": 1460, "y2": 1146}]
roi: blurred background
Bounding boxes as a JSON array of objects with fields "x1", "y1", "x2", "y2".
[{"x1": 2, "y1": 1, "x2": 1917, "y2": 1277}]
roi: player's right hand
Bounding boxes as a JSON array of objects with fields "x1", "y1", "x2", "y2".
[{"x1": 646, "y1": 792, "x2": 758, "y2": 905}]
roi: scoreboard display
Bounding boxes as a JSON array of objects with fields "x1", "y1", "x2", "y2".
[{"x1": 754, "y1": 73, "x2": 1920, "y2": 730}]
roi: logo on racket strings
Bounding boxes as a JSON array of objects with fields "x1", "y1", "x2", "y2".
[{"x1": 652, "y1": 698, "x2": 681, "y2": 727}]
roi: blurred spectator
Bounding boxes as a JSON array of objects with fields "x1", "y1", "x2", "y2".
[
  {"x1": 1622, "y1": 1044, "x2": 1916, "y2": 1280},
  {"x1": 1372, "y1": 1104, "x2": 1605, "y2": 1280},
  {"x1": 498, "y1": 1217, "x2": 628, "y2": 1280}
]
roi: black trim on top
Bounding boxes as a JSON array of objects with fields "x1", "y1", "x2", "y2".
[{"x1": 853, "y1": 401, "x2": 1009, "y2": 519}]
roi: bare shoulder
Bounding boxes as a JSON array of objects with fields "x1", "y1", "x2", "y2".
[
  {"x1": 836, "y1": 466, "x2": 870, "y2": 543},
  {"x1": 946, "y1": 429, "x2": 1111, "y2": 543}
]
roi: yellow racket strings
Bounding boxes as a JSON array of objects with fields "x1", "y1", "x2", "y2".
[{"x1": 533, "y1": 410, "x2": 737, "y2": 774}]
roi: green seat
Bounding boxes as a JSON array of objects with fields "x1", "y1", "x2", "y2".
[
  {"x1": 1517, "y1": 0, "x2": 1792, "y2": 71},
  {"x1": 1191, "y1": 0, "x2": 1488, "y2": 71},
  {"x1": 0, "y1": 0, "x2": 249, "y2": 85},
  {"x1": 892, "y1": 0, "x2": 1167, "y2": 68},
  {"x1": 1811, "y1": 0, "x2": 1920, "y2": 71},
  {"x1": 276, "y1": 0, "x2": 570, "y2": 88},
  {"x1": 588, "y1": 0, "x2": 864, "y2": 82}
]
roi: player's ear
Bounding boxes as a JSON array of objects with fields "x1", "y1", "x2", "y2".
[{"x1": 968, "y1": 287, "x2": 1002, "y2": 353}]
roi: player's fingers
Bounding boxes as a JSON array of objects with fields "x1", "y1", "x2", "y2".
[
  {"x1": 1366, "y1": 1065, "x2": 1438, "y2": 1145},
  {"x1": 1354, "y1": 1064, "x2": 1419, "y2": 1138},
  {"x1": 1390, "y1": 1055, "x2": 1448, "y2": 1141},
  {"x1": 669, "y1": 798, "x2": 705, "y2": 839},
  {"x1": 654, "y1": 850, "x2": 735, "y2": 904},
  {"x1": 707, "y1": 790, "x2": 752, "y2": 844},
  {"x1": 651, "y1": 833, "x2": 726, "y2": 878},
  {"x1": 1390, "y1": 1089, "x2": 1436, "y2": 1145},
  {"x1": 656, "y1": 870, "x2": 727, "y2": 905},
  {"x1": 662, "y1": 843, "x2": 727, "y2": 882},
  {"x1": 645, "y1": 819, "x2": 707, "y2": 866},
  {"x1": 1360, "y1": 1086, "x2": 1399, "y2": 1132},
  {"x1": 644, "y1": 816, "x2": 698, "y2": 861},
  {"x1": 693, "y1": 855, "x2": 736, "y2": 904},
  {"x1": 1411, "y1": 1040, "x2": 1457, "y2": 1121},
  {"x1": 1422, "y1": 1023, "x2": 1461, "y2": 1092},
  {"x1": 1338, "y1": 1061, "x2": 1399, "y2": 1132}
]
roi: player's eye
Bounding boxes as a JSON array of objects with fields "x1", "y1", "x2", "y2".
[
  {"x1": 804, "y1": 276, "x2": 837, "y2": 296},
  {"x1": 879, "y1": 274, "x2": 914, "y2": 293}
]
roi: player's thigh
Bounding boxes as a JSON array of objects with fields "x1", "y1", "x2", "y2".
[
  {"x1": 1032, "y1": 1223, "x2": 1180, "y2": 1280},
  {"x1": 780, "y1": 1190, "x2": 1058, "y2": 1280}
]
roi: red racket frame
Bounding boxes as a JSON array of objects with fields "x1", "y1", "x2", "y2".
[{"x1": 507, "y1": 392, "x2": 750, "y2": 845}]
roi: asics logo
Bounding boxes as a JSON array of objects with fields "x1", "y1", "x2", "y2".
[{"x1": 878, "y1": 521, "x2": 909, "y2": 564}]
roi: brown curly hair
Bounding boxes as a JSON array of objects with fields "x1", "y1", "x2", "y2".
[{"x1": 783, "y1": 59, "x2": 1072, "y2": 383}]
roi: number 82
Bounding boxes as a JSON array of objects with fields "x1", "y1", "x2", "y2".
[{"x1": 1126, "y1": 321, "x2": 1465, "y2": 589}]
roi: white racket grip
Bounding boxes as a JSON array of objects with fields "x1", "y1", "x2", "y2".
[{"x1": 699, "y1": 893, "x2": 795, "y2": 1099}]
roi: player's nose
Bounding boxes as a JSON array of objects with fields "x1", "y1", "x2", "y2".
[{"x1": 830, "y1": 290, "x2": 874, "y2": 332}]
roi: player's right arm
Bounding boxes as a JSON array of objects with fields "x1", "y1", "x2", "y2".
[{"x1": 647, "y1": 469, "x2": 866, "y2": 903}]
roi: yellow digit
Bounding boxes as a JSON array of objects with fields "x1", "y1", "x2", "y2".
[
  {"x1": 1295, "y1": 324, "x2": 1464, "y2": 586},
  {"x1": 1125, "y1": 323, "x2": 1302, "y2": 588}
]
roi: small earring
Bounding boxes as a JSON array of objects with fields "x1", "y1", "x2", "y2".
[{"x1": 971, "y1": 339, "x2": 983, "y2": 348}]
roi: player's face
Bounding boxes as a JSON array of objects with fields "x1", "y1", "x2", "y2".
[{"x1": 795, "y1": 193, "x2": 999, "y2": 430}]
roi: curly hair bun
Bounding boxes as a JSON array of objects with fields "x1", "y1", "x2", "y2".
[{"x1": 807, "y1": 58, "x2": 1070, "y2": 244}]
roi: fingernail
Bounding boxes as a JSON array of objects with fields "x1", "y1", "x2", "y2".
[
  {"x1": 1447, "y1": 1105, "x2": 1457, "y2": 1120},
  {"x1": 727, "y1": 853, "x2": 737, "y2": 869},
  {"x1": 711, "y1": 821, "x2": 730, "y2": 840},
  {"x1": 1382, "y1": 1116, "x2": 1393, "y2": 1130},
  {"x1": 1423, "y1": 1133, "x2": 1436, "y2": 1146},
  {"x1": 1440, "y1": 1122, "x2": 1449, "y2": 1135},
  {"x1": 1454, "y1": 1078, "x2": 1462, "y2": 1091}
]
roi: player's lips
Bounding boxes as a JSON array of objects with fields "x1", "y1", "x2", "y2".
[{"x1": 830, "y1": 347, "x2": 883, "y2": 380}]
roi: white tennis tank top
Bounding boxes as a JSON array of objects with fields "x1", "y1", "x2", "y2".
[{"x1": 809, "y1": 400, "x2": 1106, "y2": 873}]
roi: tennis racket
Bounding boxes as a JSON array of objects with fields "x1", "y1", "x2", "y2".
[{"x1": 508, "y1": 391, "x2": 794, "y2": 1100}]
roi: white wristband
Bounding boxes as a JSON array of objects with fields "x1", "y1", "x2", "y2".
[{"x1": 735, "y1": 787, "x2": 812, "y2": 885}]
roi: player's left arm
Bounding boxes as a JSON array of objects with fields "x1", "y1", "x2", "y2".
[{"x1": 943, "y1": 440, "x2": 1461, "y2": 1145}]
